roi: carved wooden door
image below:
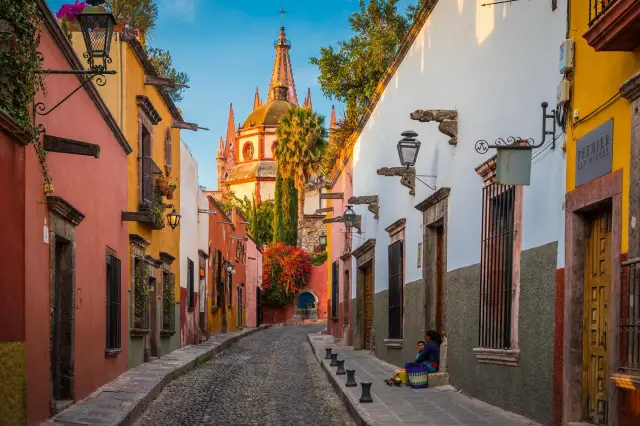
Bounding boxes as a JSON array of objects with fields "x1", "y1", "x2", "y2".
[
  {"x1": 583, "y1": 211, "x2": 611, "y2": 425},
  {"x1": 363, "y1": 264, "x2": 374, "y2": 350}
]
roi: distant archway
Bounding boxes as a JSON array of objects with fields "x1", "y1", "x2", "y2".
[{"x1": 297, "y1": 291, "x2": 316, "y2": 309}]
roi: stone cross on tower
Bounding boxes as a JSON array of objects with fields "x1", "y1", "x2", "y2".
[{"x1": 279, "y1": 6, "x2": 287, "y2": 27}]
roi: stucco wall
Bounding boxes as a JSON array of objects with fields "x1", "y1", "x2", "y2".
[
  {"x1": 446, "y1": 242, "x2": 557, "y2": 425},
  {"x1": 245, "y1": 240, "x2": 261, "y2": 328},
  {"x1": 180, "y1": 141, "x2": 202, "y2": 346}
]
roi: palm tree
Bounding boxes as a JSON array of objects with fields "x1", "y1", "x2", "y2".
[{"x1": 274, "y1": 106, "x2": 328, "y2": 247}]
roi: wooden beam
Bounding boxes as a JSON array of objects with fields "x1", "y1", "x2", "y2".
[
  {"x1": 316, "y1": 207, "x2": 334, "y2": 214},
  {"x1": 323, "y1": 217, "x2": 344, "y2": 224},
  {"x1": 171, "y1": 120, "x2": 209, "y2": 132},
  {"x1": 320, "y1": 192, "x2": 344, "y2": 200},
  {"x1": 144, "y1": 75, "x2": 190, "y2": 89},
  {"x1": 43, "y1": 135, "x2": 100, "y2": 158}
]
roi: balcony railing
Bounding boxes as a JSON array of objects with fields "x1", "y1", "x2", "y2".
[
  {"x1": 123, "y1": 156, "x2": 164, "y2": 228},
  {"x1": 589, "y1": 0, "x2": 618, "y2": 26},
  {"x1": 620, "y1": 257, "x2": 640, "y2": 373}
]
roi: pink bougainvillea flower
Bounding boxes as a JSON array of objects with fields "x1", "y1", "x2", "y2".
[{"x1": 56, "y1": 1, "x2": 88, "y2": 21}]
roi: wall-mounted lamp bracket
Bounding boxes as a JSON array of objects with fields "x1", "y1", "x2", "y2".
[
  {"x1": 475, "y1": 102, "x2": 556, "y2": 154},
  {"x1": 409, "y1": 109, "x2": 458, "y2": 145},
  {"x1": 377, "y1": 167, "x2": 416, "y2": 195},
  {"x1": 348, "y1": 196, "x2": 379, "y2": 219}
]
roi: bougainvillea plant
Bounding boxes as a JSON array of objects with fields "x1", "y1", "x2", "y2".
[
  {"x1": 55, "y1": 1, "x2": 88, "y2": 21},
  {"x1": 262, "y1": 243, "x2": 312, "y2": 308}
]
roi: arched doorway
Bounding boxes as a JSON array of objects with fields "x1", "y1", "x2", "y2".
[{"x1": 297, "y1": 292, "x2": 316, "y2": 309}]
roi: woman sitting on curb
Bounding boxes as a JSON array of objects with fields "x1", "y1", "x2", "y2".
[{"x1": 410, "y1": 330, "x2": 441, "y2": 373}]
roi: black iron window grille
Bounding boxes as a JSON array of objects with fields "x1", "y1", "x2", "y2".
[
  {"x1": 589, "y1": 0, "x2": 618, "y2": 26},
  {"x1": 620, "y1": 257, "x2": 640, "y2": 373},
  {"x1": 388, "y1": 241, "x2": 404, "y2": 339},
  {"x1": 479, "y1": 183, "x2": 516, "y2": 349},
  {"x1": 227, "y1": 270, "x2": 233, "y2": 307},
  {"x1": 187, "y1": 258, "x2": 195, "y2": 312},
  {"x1": 162, "y1": 272, "x2": 176, "y2": 332},
  {"x1": 106, "y1": 254, "x2": 121, "y2": 351},
  {"x1": 216, "y1": 251, "x2": 224, "y2": 308},
  {"x1": 331, "y1": 262, "x2": 339, "y2": 318},
  {"x1": 133, "y1": 258, "x2": 150, "y2": 329}
]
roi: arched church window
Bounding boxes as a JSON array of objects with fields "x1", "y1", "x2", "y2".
[{"x1": 243, "y1": 142, "x2": 254, "y2": 160}]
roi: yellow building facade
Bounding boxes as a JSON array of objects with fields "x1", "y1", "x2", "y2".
[
  {"x1": 71, "y1": 31, "x2": 184, "y2": 367},
  {"x1": 563, "y1": 1, "x2": 640, "y2": 424}
]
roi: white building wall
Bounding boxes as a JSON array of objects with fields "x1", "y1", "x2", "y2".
[
  {"x1": 350, "y1": 0, "x2": 567, "y2": 297},
  {"x1": 180, "y1": 141, "x2": 200, "y2": 295}
]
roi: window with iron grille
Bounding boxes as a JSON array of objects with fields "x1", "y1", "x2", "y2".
[
  {"x1": 227, "y1": 270, "x2": 233, "y2": 307},
  {"x1": 187, "y1": 258, "x2": 195, "y2": 312},
  {"x1": 620, "y1": 257, "x2": 640, "y2": 373},
  {"x1": 479, "y1": 183, "x2": 516, "y2": 349},
  {"x1": 106, "y1": 254, "x2": 121, "y2": 351},
  {"x1": 331, "y1": 262, "x2": 339, "y2": 318},
  {"x1": 216, "y1": 251, "x2": 224, "y2": 308},
  {"x1": 388, "y1": 241, "x2": 404, "y2": 339},
  {"x1": 162, "y1": 271, "x2": 176, "y2": 332}
]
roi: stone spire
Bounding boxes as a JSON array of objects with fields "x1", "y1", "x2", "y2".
[
  {"x1": 267, "y1": 26, "x2": 298, "y2": 105},
  {"x1": 303, "y1": 88, "x2": 312, "y2": 110},
  {"x1": 330, "y1": 105, "x2": 337, "y2": 128},
  {"x1": 225, "y1": 103, "x2": 236, "y2": 150},
  {"x1": 217, "y1": 136, "x2": 225, "y2": 158},
  {"x1": 253, "y1": 86, "x2": 262, "y2": 110}
]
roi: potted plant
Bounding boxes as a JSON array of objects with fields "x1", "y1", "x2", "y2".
[
  {"x1": 156, "y1": 175, "x2": 167, "y2": 193},
  {"x1": 56, "y1": 1, "x2": 87, "y2": 36},
  {"x1": 166, "y1": 184, "x2": 176, "y2": 200}
]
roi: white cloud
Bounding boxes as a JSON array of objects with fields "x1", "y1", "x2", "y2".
[{"x1": 160, "y1": 0, "x2": 200, "y2": 22}]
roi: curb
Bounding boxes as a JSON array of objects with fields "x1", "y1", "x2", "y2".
[
  {"x1": 307, "y1": 334, "x2": 371, "y2": 426},
  {"x1": 47, "y1": 325, "x2": 271, "y2": 426}
]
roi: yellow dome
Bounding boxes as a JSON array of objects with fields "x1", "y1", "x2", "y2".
[{"x1": 243, "y1": 100, "x2": 293, "y2": 128}]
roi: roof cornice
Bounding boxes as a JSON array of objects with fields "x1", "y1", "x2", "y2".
[
  {"x1": 122, "y1": 34, "x2": 183, "y2": 122},
  {"x1": 36, "y1": 0, "x2": 132, "y2": 155}
]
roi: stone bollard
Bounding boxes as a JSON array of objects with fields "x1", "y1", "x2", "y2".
[
  {"x1": 345, "y1": 369, "x2": 357, "y2": 387},
  {"x1": 336, "y1": 360, "x2": 346, "y2": 375},
  {"x1": 359, "y1": 381, "x2": 373, "y2": 403},
  {"x1": 330, "y1": 353, "x2": 338, "y2": 366},
  {"x1": 325, "y1": 348, "x2": 333, "y2": 359}
]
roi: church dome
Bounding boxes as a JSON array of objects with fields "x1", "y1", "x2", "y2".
[{"x1": 243, "y1": 99, "x2": 293, "y2": 128}]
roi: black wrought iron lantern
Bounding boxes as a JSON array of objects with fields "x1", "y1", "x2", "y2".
[
  {"x1": 343, "y1": 205, "x2": 357, "y2": 231},
  {"x1": 319, "y1": 231, "x2": 327, "y2": 247},
  {"x1": 397, "y1": 130, "x2": 421, "y2": 168},
  {"x1": 76, "y1": 0, "x2": 115, "y2": 72},
  {"x1": 167, "y1": 209, "x2": 181, "y2": 230}
]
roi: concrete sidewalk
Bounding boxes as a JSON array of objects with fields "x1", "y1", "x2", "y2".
[
  {"x1": 309, "y1": 333, "x2": 540, "y2": 426},
  {"x1": 45, "y1": 326, "x2": 269, "y2": 426}
]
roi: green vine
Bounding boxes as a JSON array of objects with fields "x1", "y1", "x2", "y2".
[
  {"x1": 153, "y1": 187, "x2": 166, "y2": 229},
  {"x1": 311, "y1": 251, "x2": 328, "y2": 266},
  {"x1": 0, "y1": 0, "x2": 52, "y2": 193},
  {"x1": 162, "y1": 272, "x2": 175, "y2": 331},
  {"x1": 134, "y1": 260, "x2": 150, "y2": 327}
]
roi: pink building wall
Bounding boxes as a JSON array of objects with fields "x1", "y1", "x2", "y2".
[
  {"x1": 24, "y1": 21, "x2": 130, "y2": 425},
  {"x1": 327, "y1": 157, "x2": 353, "y2": 339},
  {"x1": 245, "y1": 238, "x2": 262, "y2": 328}
]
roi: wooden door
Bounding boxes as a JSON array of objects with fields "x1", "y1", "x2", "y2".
[
  {"x1": 583, "y1": 211, "x2": 611, "y2": 425},
  {"x1": 435, "y1": 226, "x2": 445, "y2": 336},
  {"x1": 363, "y1": 264, "x2": 374, "y2": 350}
]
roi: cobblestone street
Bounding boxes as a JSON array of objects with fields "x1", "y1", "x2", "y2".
[{"x1": 134, "y1": 324, "x2": 354, "y2": 426}]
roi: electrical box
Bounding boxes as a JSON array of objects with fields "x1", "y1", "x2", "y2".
[
  {"x1": 557, "y1": 79, "x2": 571, "y2": 104},
  {"x1": 559, "y1": 39, "x2": 575, "y2": 74}
]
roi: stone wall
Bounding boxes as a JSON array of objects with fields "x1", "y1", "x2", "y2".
[
  {"x1": 301, "y1": 215, "x2": 325, "y2": 253},
  {"x1": 446, "y1": 242, "x2": 557, "y2": 426}
]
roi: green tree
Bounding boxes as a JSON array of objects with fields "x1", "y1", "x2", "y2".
[
  {"x1": 220, "y1": 191, "x2": 274, "y2": 247},
  {"x1": 274, "y1": 107, "x2": 328, "y2": 247},
  {"x1": 146, "y1": 47, "x2": 190, "y2": 103},
  {"x1": 105, "y1": 0, "x2": 158, "y2": 34},
  {"x1": 272, "y1": 170, "x2": 298, "y2": 246},
  {"x1": 310, "y1": 0, "x2": 424, "y2": 119}
]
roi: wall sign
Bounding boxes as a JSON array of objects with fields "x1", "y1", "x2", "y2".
[{"x1": 575, "y1": 119, "x2": 613, "y2": 187}]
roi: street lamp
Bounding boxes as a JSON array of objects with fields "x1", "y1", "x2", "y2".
[
  {"x1": 343, "y1": 205, "x2": 357, "y2": 231},
  {"x1": 397, "y1": 130, "x2": 421, "y2": 168},
  {"x1": 76, "y1": 0, "x2": 116, "y2": 73},
  {"x1": 226, "y1": 265, "x2": 236, "y2": 275},
  {"x1": 167, "y1": 209, "x2": 181, "y2": 230},
  {"x1": 319, "y1": 231, "x2": 327, "y2": 248}
]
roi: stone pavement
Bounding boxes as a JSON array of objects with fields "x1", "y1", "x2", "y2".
[
  {"x1": 309, "y1": 333, "x2": 541, "y2": 426},
  {"x1": 45, "y1": 326, "x2": 269, "y2": 426}
]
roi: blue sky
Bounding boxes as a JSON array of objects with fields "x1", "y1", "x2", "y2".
[{"x1": 46, "y1": 0, "x2": 416, "y2": 189}]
